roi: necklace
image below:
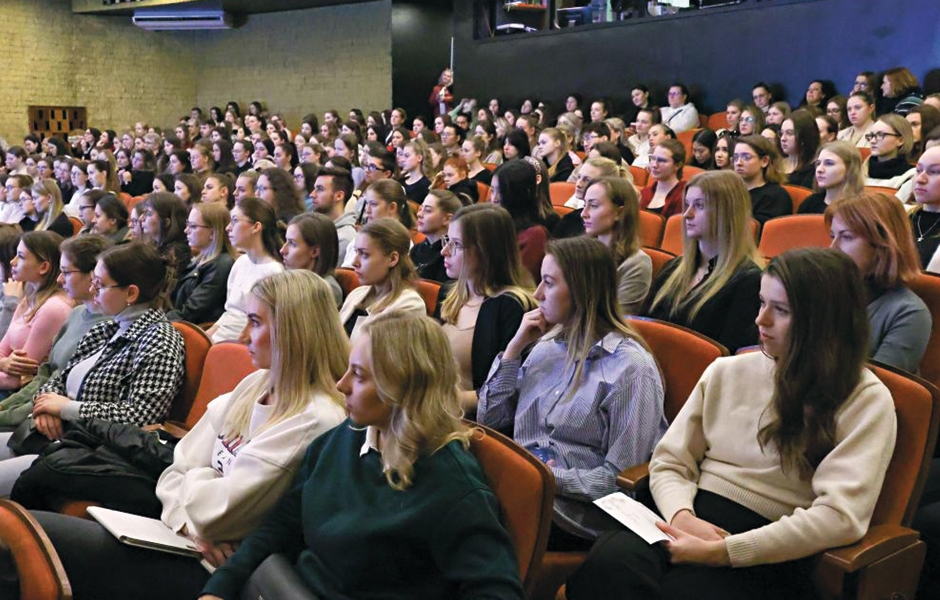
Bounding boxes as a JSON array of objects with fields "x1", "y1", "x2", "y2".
[{"x1": 916, "y1": 211, "x2": 940, "y2": 242}]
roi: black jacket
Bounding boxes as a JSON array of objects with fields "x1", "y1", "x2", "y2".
[{"x1": 168, "y1": 253, "x2": 236, "y2": 324}]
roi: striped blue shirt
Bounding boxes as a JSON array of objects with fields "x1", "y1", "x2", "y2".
[{"x1": 478, "y1": 331, "x2": 667, "y2": 539}]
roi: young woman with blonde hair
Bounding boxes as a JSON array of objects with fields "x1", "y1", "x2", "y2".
[
  {"x1": 826, "y1": 192, "x2": 930, "y2": 372},
  {"x1": 168, "y1": 202, "x2": 236, "y2": 324},
  {"x1": 538, "y1": 127, "x2": 574, "y2": 183},
  {"x1": 460, "y1": 135, "x2": 493, "y2": 185},
  {"x1": 479, "y1": 236, "x2": 666, "y2": 550},
  {"x1": 798, "y1": 140, "x2": 865, "y2": 214},
  {"x1": 399, "y1": 137, "x2": 433, "y2": 206},
  {"x1": 339, "y1": 217, "x2": 424, "y2": 340},
  {"x1": 439, "y1": 204, "x2": 536, "y2": 413},
  {"x1": 582, "y1": 177, "x2": 652, "y2": 314},
  {"x1": 863, "y1": 113, "x2": 916, "y2": 190},
  {"x1": 29, "y1": 270, "x2": 349, "y2": 600},
  {"x1": 645, "y1": 171, "x2": 763, "y2": 352},
  {"x1": 28, "y1": 179, "x2": 72, "y2": 237},
  {"x1": 569, "y1": 248, "x2": 896, "y2": 600}
]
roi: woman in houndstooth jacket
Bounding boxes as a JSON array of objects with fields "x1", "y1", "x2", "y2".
[{"x1": 0, "y1": 241, "x2": 184, "y2": 495}]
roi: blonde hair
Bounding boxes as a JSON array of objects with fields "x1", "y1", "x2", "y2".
[
  {"x1": 223, "y1": 270, "x2": 348, "y2": 440},
  {"x1": 440, "y1": 204, "x2": 535, "y2": 324},
  {"x1": 649, "y1": 171, "x2": 761, "y2": 321},
  {"x1": 403, "y1": 137, "x2": 433, "y2": 179},
  {"x1": 585, "y1": 177, "x2": 640, "y2": 264},
  {"x1": 814, "y1": 140, "x2": 865, "y2": 197},
  {"x1": 31, "y1": 179, "x2": 64, "y2": 232},
  {"x1": 191, "y1": 202, "x2": 234, "y2": 266},
  {"x1": 877, "y1": 113, "x2": 915, "y2": 158},
  {"x1": 359, "y1": 218, "x2": 418, "y2": 313},
  {"x1": 362, "y1": 310, "x2": 471, "y2": 490}
]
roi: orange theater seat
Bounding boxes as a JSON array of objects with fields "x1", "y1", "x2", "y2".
[
  {"x1": 334, "y1": 268, "x2": 361, "y2": 297},
  {"x1": 638, "y1": 210, "x2": 666, "y2": 248},
  {"x1": 660, "y1": 214, "x2": 685, "y2": 255},
  {"x1": 641, "y1": 246, "x2": 677, "y2": 280},
  {"x1": 757, "y1": 214, "x2": 831, "y2": 259},
  {"x1": 782, "y1": 184, "x2": 814, "y2": 214},
  {"x1": 415, "y1": 278, "x2": 442, "y2": 317},
  {"x1": 549, "y1": 181, "x2": 575, "y2": 206},
  {"x1": 629, "y1": 165, "x2": 649, "y2": 187}
]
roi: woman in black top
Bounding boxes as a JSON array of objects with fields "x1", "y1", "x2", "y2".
[{"x1": 779, "y1": 109, "x2": 819, "y2": 189}]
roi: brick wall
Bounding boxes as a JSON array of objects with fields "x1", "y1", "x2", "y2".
[
  {"x1": 0, "y1": 0, "x2": 195, "y2": 143},
  {"x1": 195, "y1": 1, "x2": 393, "y2": 128},
  {"x1": 0, "y1": 0, "x2": 393, "y2": 142}
]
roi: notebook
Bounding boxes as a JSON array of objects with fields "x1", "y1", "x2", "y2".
[{"x1": 87, "y1": 506, "x2": 201, "y2": 558}]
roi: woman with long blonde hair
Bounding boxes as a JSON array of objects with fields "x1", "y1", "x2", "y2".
[
  {"x1": 644, "y1": 171, "x2": 763, "y2": 352},
  {"x1": 338, "y1": 217, "x2": 424, "y2": 340},
  {"x1": 439, "y1": 204, "x2": 535, "y2": 413},
  {"x1": 168, "y1": 201, "x2": 236, "y2": 324},
  {"x1": 479, "y1": 236, "x2": 666, "y2": 551},
  {"x1": 798, "y1": 140, "x2": 865, "y2": 214},
  {"x1": 28, "y1": 270, "x2": 348, "y2": 600},
  {"x1": 196, "y1": 310, "x2": 524, "y2": 599},
  {"x1": 28, "y1": 179, "x2": 72, "y2": 237}
]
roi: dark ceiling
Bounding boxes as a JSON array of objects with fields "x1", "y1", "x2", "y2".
[{"x1": 71, "y1": 0, "x2": 376, "y2": 16}]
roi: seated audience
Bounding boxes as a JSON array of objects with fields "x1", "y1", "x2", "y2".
[
  {"x1": 28, "y1": 270, "x2": 348, "y2": 600},
  {"x1": 644, "y1": 171, "x2": 762, "y2": 352},
  {"x1": 826, "y1": 192, "x2": 930, "y2": 373},
  {"x1": 399, "y1": 138, "x2": 432, "y2": 205},
  {"x1": 461, "y1": 136, "x2": 494, "y2": 185},
  {"x1": 257, "y1": 168, "x2": 304, "y2": 224},
  {"x1": 779, "y1": 109, "x2": 820, "y2": 188},
  {"x1": 478, "y1": 236, "x2": 667, "y2": 550},
  {"x1": 137, "y1": 192, "x2": 191, "y2": 275},
  {"x1": 439, "y1": 157, "x2": 479, "y2": 204},
  {"x1": 838, "y1": 91, "x2": 877, "y2": 148},
  {"x1": 660, "y1": 83, "x2": 700, "y2": 133},
  {"x1": 411, "y1": 190, "x2": 460, "y2": 283},
  {"x1": 23, "y1": 180, "x2": 72, "y2": 238},
  {"x1": 538, "y1": 128, "x2": 575, "y2": 182},
  {"x1": 568, "y1": 247, "x2": 897, "y2": 600},
  {"x1": 864, "y1": 114, "x2": 916, "y2": 192},
  {"x1": 690, "y1": 129, "x2": 717, "y2": 170},
  {"x1": 799, "y1": 140, "x2": 865, "y2": 214},
  {"x1": 912, "y1": 145, "x2": 940, "y2": 270},
  {"x1": 906, "y1": 104, "x2": 940, "y2": 161},
  {"x1": 168, "y1": 202, "x2": 235, "y2": 325},
  {"x1": 91, "y1": 193, "x2": 130, "y2": 243},
  {"x1": 491, "y1": 160, "x2": 550, "y2": 281},
  {"x1": 208, "y1": 197, "x2": 284, "y2": 343},
  {"x1": 280, "y1": 213, "x2": 343, "y2": 307},
  {"x1": 582, "y1": 177, "x2": 652, "y2": 314},
  {"x1": 339, "y1": 218, "x2": 425, "y2": 340}
]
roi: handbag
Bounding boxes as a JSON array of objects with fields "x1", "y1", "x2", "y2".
[
  {"x1": 240, "y1": 554, "x2": 321, "y2": 600},
  {"x1": 6, "y1": 416, "x2": 55, "y2": 456}
]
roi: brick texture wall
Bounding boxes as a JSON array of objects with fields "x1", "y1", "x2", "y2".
[{"x1": 0, "y1": 0, "x2": 392, "y2": 142}]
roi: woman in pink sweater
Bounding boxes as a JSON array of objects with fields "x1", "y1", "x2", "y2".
[
  {"x1": 567, "y1": 247, "x2": 897, "y2": 600},
  {"x1": 0, "y1": 231, "x2": 72, "y2": 392}
]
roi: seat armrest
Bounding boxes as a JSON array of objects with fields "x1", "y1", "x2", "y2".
[
  {"x1": 616, "y1": 463, "x2": 650, "y2": 492},
  {"x1": 820, "y1": 524, "x2": 921, "y2": 573},
  {"x1": 141, "y1": 421, "x2": 190, "y2": 440}
]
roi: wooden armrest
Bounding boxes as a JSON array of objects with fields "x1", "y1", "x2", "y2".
[
  {"x1": 820, "y1": 524, "x2": 921, "y2": 573},
  {"x1": 140, "y1": 421, "x2": 190, "y2": 440},
  {"x1": 140, "y1": 423, "x2": 161, "y2": 432},
  {"x1": 616, "y1": 463, "x2": 650, "y2": 492}
]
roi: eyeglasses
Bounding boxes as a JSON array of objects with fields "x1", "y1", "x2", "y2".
[
  {"x1": 741, "y1": 116, "x2": 756, "y2": 124},
  {"x1": 230, "y1": 216, "x2": 255, "y2": 226},
  {"x1": 864, "y1": 131, "x2": 900, "y2": 142},
  {"x1": 649, "y1": 156, "x2": 673, "y2": 165},
  {"x1": 364, "y1": 163, "x2": 386, "y2": 173},
  {"x1": 255, "y1": 184, "x2": 269, "y2": 193},
  {"x1": 91, "y1": 277, "x2": 125, "y2": 292},
  {"x1": 732, "y1": 152, "x2": 757, "y2": 162},
  {"x1": 186, "y1": 221, "x2": 212, "y2": 230},
  {"x1": 441, "y1": 235, "x2": 463, "y2": 252}
]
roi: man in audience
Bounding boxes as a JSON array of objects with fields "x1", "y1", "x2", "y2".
[
  {"x1": 440, "y1": 124, "x2": 464, "y2": 157},
  {"x1": 311, "y1": 167, "x2": 357, "y2": 265},
  {"x1": 660, "y1": 83, "x2": 700, "y2": 132},
  {"x1": 234, "y1": 170, "x2": 258, "y2": 203},
  {"x1": 0, "y1": 175, "x2": 29, "y2": 223},
  {"x1": 752, "y1": 81, "x2": 774, "y2": 114},
  {"x1": 566, "y1": 122, "x2": 611, "y2": 183},
  {"x1": 201, "y1": 173, "x2": 233, "y2": 208}
]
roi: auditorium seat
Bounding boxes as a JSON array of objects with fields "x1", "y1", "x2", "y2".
[
  {"x1": 660, "y1": 214, "x2": 685, "y2": 255},
  {"x1": 708, "y1": 112, "x2": 730, "y2": 131},
  {"x1": 908, "y1": 271, "x2": 940, "y2": 393},
  {"x1": 549, "y1": 182, "x2": 576, "y2": 206},
  {"x1": 334, "y1": 268, "x2": 361, "y2": 297},
  {"x1": 415, "y1": 278, "x2": 442, "y2": 317},
  {"x1": 782, "y1": 184, "x2": 814, "y2": 214},
  {"x1": 629, "y1": 165, "x2": 649, "y2": 187},
  {"x1": 637, "y1": 210, "x2": 665, "y2": 248},
  {"x1": 641, "y1": 246, "x2": 677, "y2": 281},
  {"x1": 757, "y1": 214, "x2": 831, "y2": 259}
]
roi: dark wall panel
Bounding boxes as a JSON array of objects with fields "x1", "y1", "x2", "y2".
[
  {"x1": 452, "y1": 0, "x2": 940, "y2": 117},
  {"x1": 392, "y1": 0, "x2": 454, "y2": 121}
]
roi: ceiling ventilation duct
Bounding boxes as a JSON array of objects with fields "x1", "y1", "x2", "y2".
[{"x1": 132, "y1": 9, "x2": 237, "y2": 30}]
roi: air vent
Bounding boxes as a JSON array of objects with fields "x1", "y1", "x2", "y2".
[{"x1": 132, "y1": 10, "x2": 235, "y2": 30}]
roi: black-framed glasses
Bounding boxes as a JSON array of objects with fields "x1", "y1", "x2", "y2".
[
  {"x1": 91, "y1": 277, "x2": 125, "y2": 292},
  {"x1": 864, "y1": 131, "x2": 900, "y2": 142}
]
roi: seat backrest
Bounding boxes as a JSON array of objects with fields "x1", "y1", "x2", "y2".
[
  {"x1": 554, "y1": 205, "x2": 574, "y2": 217},
  {"x1": 681, "y1": 165, "x2": 705, "y2": 181},
  {"x1": 334, "y1": 267, "x2": 361, "y2": 297},
  {"x1": 782, "y1": 184, "x2": 813, "y2": 214},
  {"x1": 638, "y1": 210, "x2": 666, "y2": 248},
  {"x1": 477, "y1": 181, "x2": 490, "y2": 203},
  {"x1": 415, "y1": 279, "x2": 442, "y2": 317},
  {"x1": 628, "y1": 317, "x2": 728, "y2": 421},
  {"x1": 757, "y1": 214, "x2": 830, "y2": 259},
  {"x1": 629, "y1": 165, "x2": 649, "y2": 188},
  {"x1": 67, "y1": 216, "x2": 82, "y2": 237},
  {"x1": 549, "y1": 181, "x2": 576, "y2": 206},
  {"x1": 660, "y1": 214, "x2": 685, "y2": 255},
  {"x1": 468, "y1": 423, "x2": 554, "y2": 596},
  {"x1": 865, "y1": 185, "x2": 900, "y2": 197},
  {"x1": 676, "y1": 128, "x2": 700, "y2": 160},
  {"x1": 0, "y1": 498, "x2": 72, "y2": 600},
  {"x1": 167, "y1": 321, "x2": 212, "y2": 423},
  {"x1": 184, "y1": 341, "x2": 258, "y2": 429},
  {"x1": 708, "y1": 112, "x2": 730, "y2": 131},
  {"x1": 859, "y1": 147, "x2": 872, "y2": 162},
  {"x1": 483, "y1": 162, "x2": 498, "y2": 171},
  {"x1": 868, "y1": 363, "x2": 940, "y2": 527},
  {"x1": 641, "y1": 246, "x2": 677, "y2": 280},
  {"x1": 908, "y1": 272, "x2": 940, "y2": 392}
]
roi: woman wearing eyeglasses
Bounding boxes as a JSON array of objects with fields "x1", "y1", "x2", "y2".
[
  {"x1": 0, "y1": 242, "x2": 185, "y2": 495},
  {"x1": 168, "y1": 202, "x2": 235, "y2": 325},
  {"x1": 863, "y1": 114, "x2": 916, "y2": 191},
  {"x1": 640, "y1": 140, "x2": 687, "y2": 218}
]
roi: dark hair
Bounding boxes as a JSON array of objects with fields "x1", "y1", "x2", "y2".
[
  {"x1": 168, "y1": 149, "x2": 192, "y2": 174},
  {"x1": 45, "y1": 137, "x2": 70, "y2": 158},
  {"x1": 316, "y1": 166, "x2": 353, "y2": 204},
  {"x1": 690, "y1": 129, "x2": 717, "y2": 169},
  {"x1": 371, "y1": 146, "x2": 398, "y2": 176},
  {"x1": 657, "y1": 138, "x2": 687, "y2": 180},
  {"x1": 260, "y1": 168, "x2": 304, "y2": 223},
  {"x1": 909, "y1": 104, "x2": 940, "y2": 159},
  {"x1": 99, "y1": 242, "x2": 175, "y2": 309},
  {"x1": 494, "y1": 159, "x2": 539, "y2": 230},
  {"x1": 6, "y1": 146, "x2": 26, "y2": 161},
  {"x1": 582, "y1": 121, "x2": 611, "y2": 139},
  {"x1": 759, "y1": 248, "x2": 869, "y2": 479},
  {"x1": 287, "y1": 213, "x2": 338, "y2": 278},
  {"x1": 591, "y1": 141, "x2": 623, "y2": 164},
  {"x1": 0, "y1": 224, "x2": 21, "y2": 282},
  {"x1": 173, "y1": 173, "x2": 201, "y2": 205},
  {"x1": 503, "y1": 129, "x2": 531, "y2": 159},
  {"x1": 61, "y1": 234, "x2": 112, "y2": 273},
  {"x1": 786, "y1": 109, "x2": 821, "y2": 172},
  {"x1": 235, "y1": 196, "x2": 283, "y2": 261},
  {"x1": 296, "y1": 163, "x2": 319, "y2": 195},
  {"x1": 212, "y1": 139, "x2": 236, "y2": 172},
  {"x1": 139, "y1": 192, "x2": 187, "y2": 248},
  {"x1": 96, "y1": 193, "x2": 129, "y2": 225}
]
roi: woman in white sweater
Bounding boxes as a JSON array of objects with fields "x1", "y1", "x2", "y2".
[
  {"x1": 339, "y1": 217, "x2": 425, "y2": 340},
  {"x1": 29, "y1": 270, "x2": 349, "y2": 600},
  {"x1": 567, "y1": 247, "x2": 897, "y2": 600},
  {"x1": 207, "y1": 196, "x2": 284, "y2": 343}
]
